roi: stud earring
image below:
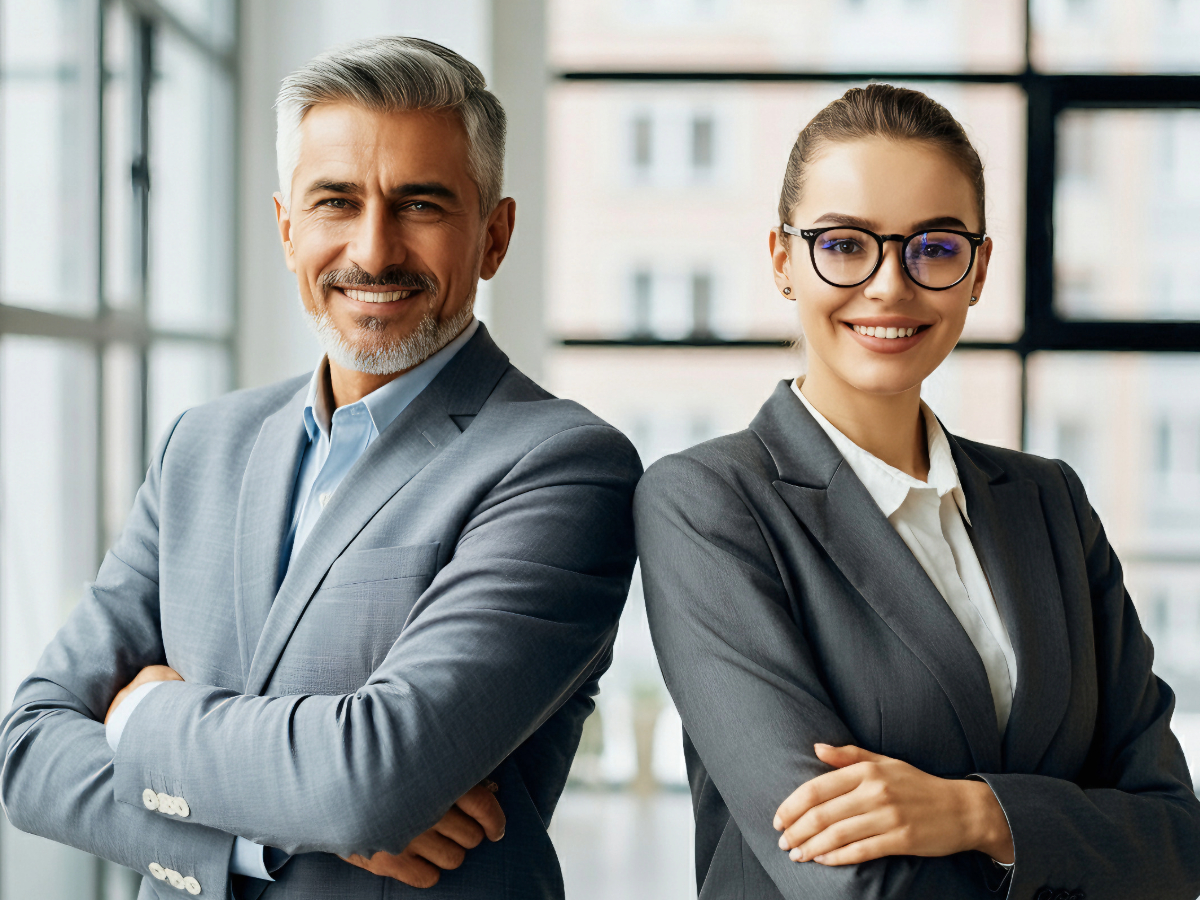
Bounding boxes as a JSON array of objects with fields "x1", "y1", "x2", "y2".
[
  {"x1": 782, "y1": 287, "x2": 792, "y2": 296},
  {"x1": 969, "y1": 295, "x2": 979, "y2": 306}
]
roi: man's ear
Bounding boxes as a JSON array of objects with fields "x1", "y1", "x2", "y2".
[
  {"x1": 274, "y1": 192, "x2": 297, "y2": 273},
  {"x1": 478, "y1": 197, "x2": 516, "y2": 281}
]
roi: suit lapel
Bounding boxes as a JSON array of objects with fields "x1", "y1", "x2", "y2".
[
  {"x1": 752, "y1": 382, "x2": 1002, "y2": 773},
  {"x1": 950, "y1": 438, "x2": 1072, "y2": 773},
  {"x1": 232, "y1": 384, "x2": 310, "y2": 686},
  {"x1": 244, "y1": 324, "x2": 511, "y2": 695}
]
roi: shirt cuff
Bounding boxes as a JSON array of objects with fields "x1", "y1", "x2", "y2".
[
  {"x1": 230, "y1": 838, "x2": 277, "y2": 881},
  {"x1": 105, "y1": 681, "x2": 163, "y2": 751}
]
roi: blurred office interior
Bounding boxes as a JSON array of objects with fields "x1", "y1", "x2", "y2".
[{"x1": 1, "y1": 0, "x2": 1199, "y2": 897}]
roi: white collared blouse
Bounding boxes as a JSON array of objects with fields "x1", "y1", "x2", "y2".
[{"x1": 792, "y1": 379, "x2": 1018, "y2": 733}]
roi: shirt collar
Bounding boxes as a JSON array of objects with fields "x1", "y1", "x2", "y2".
[
  {"x1": 791, "y1": 378, "x2": 969, "y2": 523},
  {"x1": 302, "y1": 317, "x2": 479, "y2": 442}
]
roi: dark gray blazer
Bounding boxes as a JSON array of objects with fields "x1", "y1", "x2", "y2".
[
  {"x1": 635, "y1": 380, "x2": 1200, "y2": 900},
  {"x1": 1, "y1": 324, "x2": 642, "y2": 899}
]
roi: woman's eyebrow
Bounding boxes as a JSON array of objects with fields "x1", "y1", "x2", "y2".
[
  {"x1": 912, "y1": 215, "x2": 970, "y2": 231},
  {"x1": 810, "y1": 212, "x2": 875, "y2": 229}
]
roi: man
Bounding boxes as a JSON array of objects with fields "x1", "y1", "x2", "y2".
[{"x1": 1, "y1": 37, "x2": 640, "y2": 899}]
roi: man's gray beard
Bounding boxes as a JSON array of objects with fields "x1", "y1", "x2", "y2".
[{"x1": 301, "y1": 292, "x2": 475, "y2": 376}]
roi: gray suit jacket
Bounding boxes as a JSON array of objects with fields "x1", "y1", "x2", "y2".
[
  {"x1": 635, "y1": 381, "x2": 1200, "y2": 900},
  {"x1": 1, "y1": 324, "x2": 641, "y2": 899}
]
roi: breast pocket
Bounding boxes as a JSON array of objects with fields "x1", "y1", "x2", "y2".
[
  {"x1": 324, "y1": 542, "x2": 440, "y2": 589},
  {"x1": 271, "y1": 543, "x2": 441, "y2": 695}
]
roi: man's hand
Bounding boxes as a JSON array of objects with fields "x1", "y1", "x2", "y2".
[
  {"x1": 343, "y1": 782, "x2": 506, "y2": 888},
  {"x1": 104, "y1": 665, "x2": 183, "y2": 725},
  {"x1": 773, "y1": 743, "x2": 1014, "y2": 867}
]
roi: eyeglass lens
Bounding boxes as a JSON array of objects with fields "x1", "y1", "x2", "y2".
[{"x1": 812, "y1": 228, "x2": 973, "y2": 289}]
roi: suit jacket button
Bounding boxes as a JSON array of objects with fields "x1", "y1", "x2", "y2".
[
  {"x1": 157, "y1": 792, "x2": 175, "y2": 815},
  {"x1": 164, "y1": 869, "x2": 184, "y2": 889},
  {"x1": 1054, "y1": 892, "x2": 1072, "y2": 900},
  {"x1": 175, "y1": 796, "x2": 190, "y2": 818},
  {"x1": 1036, "y1": 890, "x2": 1054, "y2": 900},
  {"x1": 183, "y1": 875, "x2": 201, "y2": 894},
  {"x1": 142, "y1": 789, "x2": 160, "y2": 811},
  {"x1": 148, "y1": 862, "x2": 166, "y2": 880}
]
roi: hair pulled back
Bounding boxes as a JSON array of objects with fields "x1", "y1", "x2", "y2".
[{"x1": 778, "y1": 84, "x2": 986, "y2": 234}]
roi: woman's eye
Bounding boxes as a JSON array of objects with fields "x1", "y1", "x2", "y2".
[{"x1": 823, "y1": 240, "x2": 861, "y2": 254}]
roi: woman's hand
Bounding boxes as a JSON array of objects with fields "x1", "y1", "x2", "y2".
[{"x1": 773, "y1": 743, "x2": 1014, "y2": 866}]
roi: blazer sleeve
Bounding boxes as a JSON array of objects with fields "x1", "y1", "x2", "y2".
[
  {"x1": 105, "y1": 423, "x2": 641, "y2": 857},
  {"x1": 0, "y1": 413, "x2": 238, "y2": 897},
  {"x1": 634, "y1": 454, "x2": 996, "y2": 899},
  {"x1": 974, "y1": 461, "x2": 1200, "y2": 900}
]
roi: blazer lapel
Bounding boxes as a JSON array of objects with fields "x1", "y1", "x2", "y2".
[
  {"x1": 232, "y1": 383, "x2": 310, "y2": 686},
  {"x1": 950, "y1": 437, "x2": 1072, "y2": 773},
  {"x1": 244, "y1": 324, "x2": 511, "y2": 695},
  {"x1": 752, "y1": 382, "x2": 1002, "y2": 773}
]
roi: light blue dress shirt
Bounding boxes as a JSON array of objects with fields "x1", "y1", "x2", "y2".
[{"x1": 106, "y1": 319, "x2": 478, "y2": 885}]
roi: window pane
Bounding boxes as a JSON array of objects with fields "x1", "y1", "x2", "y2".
[
  {"x1": 103, "y1": 343, "x2": 143, "y2": 551},
  {"x1": 1055, "y1": 109, "x2": 1200, "y2": 321},
  {"x1": 550, "y1": 0, "x2": 1025, "y2": 73},
  {"x1": 1027, "y1": 352, "x2": 1200, "y2": 785},
  {"x1": 156, "y1": 0, "x2": 236, "y2": 53},
  {"x1": 923, "y1": 349, "x2": 1022, "y2": 450},
  {"x1": 102, "y1": 1, "x2": 139, "y2": 310},
  {"x1": 548, "y1": 82, "x2": 1024, "y2": 343},
  {"x1": 0, "y1": 337, "x2": 97, "y2": 704},
  {"x1": 1032, "y1": 0, "x2": 1200, "y2": 73},
  {"x1": 1, "y1": 0, "x2": 97, "y2": 313},
  {"x1": 147, "y1": 340, "x2": 230, "y2": 458},
  {"x1": 147, "y1": 31, "x2": 234, "y2": 334}
]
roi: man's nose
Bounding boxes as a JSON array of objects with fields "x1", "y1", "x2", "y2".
[
  {"x1": 865, "y1": 242, "x2": 913, "y2": 303},
  {"x1": 348, "y1": 201, "x2": 406, "y2": 276}
]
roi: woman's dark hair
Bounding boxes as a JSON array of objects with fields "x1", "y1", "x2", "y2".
[{"x1": 778, "y1": 84, "x2": 987, "y2": 233}]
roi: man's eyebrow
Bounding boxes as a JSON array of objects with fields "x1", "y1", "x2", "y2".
[
  {"x1": 389, "y1": 182, "x2": 458, "y2": 201},
  {"x1": 304, "y1": 180, "x2": 360, "y2": 198}
]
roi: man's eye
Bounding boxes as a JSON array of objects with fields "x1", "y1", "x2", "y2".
[{"x1": 317, "y1": 198, "x2": 349, "y2": 209}]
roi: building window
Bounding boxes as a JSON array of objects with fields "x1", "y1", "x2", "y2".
[
  {"x1": 691, "y1": 114, "x2": 714, "y2": 171},
  {"x1": 691, "y1": 271, "x2": 712, "y2": 338},
  {"x1": 632, "y1": 113, "x2": 653, "y2": 172},
  {"x1": 632, "y1": 269, "x2": 653, "y2": 336}
]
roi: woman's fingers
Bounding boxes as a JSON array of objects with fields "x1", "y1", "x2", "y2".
[
  {"x1": 814, "y1": 743, "x2": 882, "y2": 768},
  {"x1": 774, "y1": 763, "x2": 867, "y2": 830},
  {"x1": 778, "y1": 784, "x2": 882, "y2": 850},
  {"x1": 432, "y1": 805, "x2": 486, "y2": 850},
  {"x1": 811, "y1": 834, "x2": 900, "y2": 866},
  {"x1": 789, "y1": 808, "x2": 895, "y2": 862}
]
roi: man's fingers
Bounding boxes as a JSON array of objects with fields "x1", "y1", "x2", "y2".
[
  {"x1": 408, "y1": 830, "x2": 468, "y2": 871},
  {"x1": 455, "y1": 783, "x2": 506, "y2": 842},
  {"x1": 432, "y1": 805, "x2": 486, "y2": 850},
  {"x1": 343, "y1": 850, "x2": 443, "y2": 888},
  {"x1": 773, "y1": 767, "x2": 862, "y2": 831}
]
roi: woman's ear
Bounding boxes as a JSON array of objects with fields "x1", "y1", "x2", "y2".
[
  {"x1": 969, "y1": 235, "x2": 993, "y2": 305},
  {"x1": 770, "y1": 227, "x2": 794, "y2": 299}
]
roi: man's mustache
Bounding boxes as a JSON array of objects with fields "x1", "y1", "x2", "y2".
[{"x1": 318, "y1": 265, "x2": 439, "y2": 298}]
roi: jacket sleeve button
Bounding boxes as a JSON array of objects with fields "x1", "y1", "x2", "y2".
[
  {"x1": 148, "y1": 862, "x2": 166, "y2": 880},
  {"x1": 157, "y1": 792, "x2": 175, "y2": 815},
  {"x1": 182, "y1": 875, "x2": 201, "y2": 895},
  {"x1": 164, "y1": 869, "x2": 184, "y2": 889},
  {"x1": 142, "y1": 789, "x2": 160, "y2": 811},
  {"x1": 175, "y1": 796, "x2": 190, "y2": 818}
]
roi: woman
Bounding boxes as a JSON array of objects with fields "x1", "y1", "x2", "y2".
[{"x1": 634, "y1": 84, "x2": 1200, "y2": 900}]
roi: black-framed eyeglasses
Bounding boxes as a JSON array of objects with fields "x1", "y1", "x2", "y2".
[{"x1": 782, "y1": 224, "x2": 986, "y2": 291}]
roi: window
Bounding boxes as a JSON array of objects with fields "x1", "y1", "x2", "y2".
[
  {"x1": 0, "y1": 2, "x2": 236, "y2": 897},
  {"x1": 547, "y1": 1, "x2": 1200, "y2": 895}
]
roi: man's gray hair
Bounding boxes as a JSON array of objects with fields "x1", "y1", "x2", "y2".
[{"x1": 275, "y1": 36, "x2": 506, "y2": 215}]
